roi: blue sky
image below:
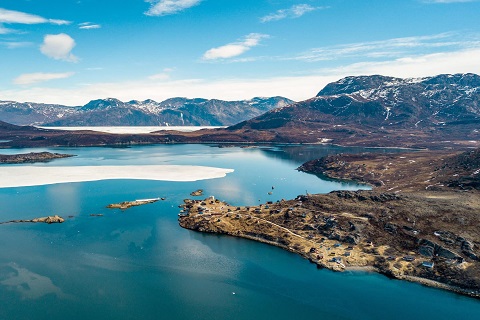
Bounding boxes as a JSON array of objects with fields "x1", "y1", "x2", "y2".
[{"x1": 1, "y1": 0, "x2": 480, "y2": 105}]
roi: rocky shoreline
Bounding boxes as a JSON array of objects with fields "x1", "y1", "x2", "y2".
[
  {"x1": 178, "y1": 149, "x2": 480, "y2": 299},
  {"x1": 178, "y1": 194, "x2": 480, "y2": 298}
]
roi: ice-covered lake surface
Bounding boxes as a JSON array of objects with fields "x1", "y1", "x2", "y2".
[
  {"x1": 0, "y1": 165, "x2": 234, "y2": 188},
  {"x1": 0, "y1": 144, "x2": 478, "y2": 320},
  {"x1": 37, "y1": 126, "x2": 225, "y2": 134}
]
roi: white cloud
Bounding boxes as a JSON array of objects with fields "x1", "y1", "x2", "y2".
[
  {"x1": 145, "y1": 0, "x2": 201, "y2": 16},
  {"x1": 40, "y1": 34, "x2": 78, "y2": 62},
  {"x1": 79, "y1": 22, "x2": 101, "y2": 30},
  {"x1": 203, "y1": 33, "x2": 269, "y2": 60},
  {"x1": 0, "y1": 8, "x2": 70, "y2": 25},
  {"x1": 13, "y1": 72, "x2": 75, "y2": 85},
  {"x1": 49, "y1": 19, "x2": 70, "y2": 25},
  {"x1": 260, "y1": 4, "x2": 325, "y2": 23}
]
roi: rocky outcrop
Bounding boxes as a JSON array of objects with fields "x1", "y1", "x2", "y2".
[
  {"x1": 107, "y1": 198, "x2": 160, "y2": 210},
  {"x1": 418, "y1": 239, "x2": 463, "y2": 261},
  {"x1": 190, "y1": 189, "x2": 203, "y2": 196},
  {"x1": 0, "y1": 152, "x2": 74, "y2": 164},
  {"x1": 0, "y1": 215, "x2": 65, "y2": 225}
]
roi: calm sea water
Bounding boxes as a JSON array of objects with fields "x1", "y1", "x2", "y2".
[{"x1": 0, "y1": 144, "x2": 478, "y2": 320}]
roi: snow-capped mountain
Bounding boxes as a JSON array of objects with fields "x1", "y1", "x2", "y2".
[
  {"x1": 234, "y1": 73, "x2": 480, "y2": 131},
  {"x1": 0, "y1": 101, "x2": 79, "y2": 126},
  {"x1": 0, "y1": 96, "x2": 293, "y2": 126},
  {"x1": 314, "y1": 73, "x2": 480, "y2": 127}
]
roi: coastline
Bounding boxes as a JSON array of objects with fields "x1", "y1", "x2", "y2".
[{"x1": 178, "y1": 193, "x2": 480, "y2": 299}]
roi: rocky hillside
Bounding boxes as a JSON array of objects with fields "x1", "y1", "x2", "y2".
[
  {"x1": 0, "y1": 101, "x2": 78, "y2": 126},
  {"x1": 228, "y1": 73, "x2": 480, "y2": 147},
  {"x1": 0, "y1": 97, "x2": 293, "y2": 127},
  {"x1": 299, "y1": 148, "x2": 480, "y2": 192}
]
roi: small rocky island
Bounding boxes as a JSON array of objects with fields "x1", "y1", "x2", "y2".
[
  {"x1": 107, "y1": 198, "x2": 161, "y2": 210},
  {"x1": 0, "y1": 152, "x2": 74, "y2": 164},
  {"x1": 0, "y1": 215, "x2": 65, "y2": 225},
  {"x1": 179, "y1": 149, "x2": 480, "y2": 298},
  {"x1": 190, "y1": 189, "x2": 203, "y2": 196}
]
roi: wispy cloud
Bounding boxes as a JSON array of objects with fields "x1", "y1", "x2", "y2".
[
  {"x1": 149, "y1": 68, "x2": 174, "y2": 81},
  {"x1": 13, "y1": 72, "x2": 75, "y2": 85},
  {"x1": 203, "y1": 33, "x2": 269, "y2": 60},
  {"x1": 0, "y1": 23, "x2": 15, "y2": 34},
  {"x1": 40, "y1": 34, "x2": 78, "y2": 62},
  {"x1": 260, "y1": 4, "x2": 326, "y2": 23},
  {"x1": 144, "y1": 0, "x2": 201, "y2": 16},
  {"x1": 1, "y1": 41, "x2": 33, "y2": 49},
  {"x1": 79, "y1": 22, "x2": 101, "y2": 30},
  {"x1": 321, "y1": 48, "x2": 480, "y2": 80},
  {"x1": 292, "y1": 33, "x2": 480, "y2": 62},
  {"x1": 0, "y1": 8, "x2": 70, "y2": 25}
]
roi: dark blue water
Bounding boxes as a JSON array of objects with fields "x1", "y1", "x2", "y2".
[{"x1": 0, "y1": 144, "x2": 478, "y2": 320}]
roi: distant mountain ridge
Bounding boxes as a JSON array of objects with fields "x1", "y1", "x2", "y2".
[
  {"x1": 228, "y1": 73, "x2": 480, "y2": 146},
  {"x1": 314, "y1": 73, "x2": 480, "y2": 127},
  {"x1": 1, "y1": 73, "x2": 479, "y2": 149},
  {"x1": 0, "y1": 96, "x2": 294, "y2": 127}
]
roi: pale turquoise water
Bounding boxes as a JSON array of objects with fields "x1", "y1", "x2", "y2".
[{"x1": 0, "y1": 144, "x2": 478, "y2": 320}]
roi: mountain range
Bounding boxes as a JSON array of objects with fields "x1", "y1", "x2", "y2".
[
  {"x1": 0, "y1": 96, "x2": 293, "y2": 127},
  {"x1": 227, "y1": 73, "x2": 480, "y2": 147},
  {"x1": 0, "y1": 73, "x2": 479, "y2": 149}
]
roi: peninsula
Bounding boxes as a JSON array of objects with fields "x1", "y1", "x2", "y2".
[{"x1": 179, "y1": 149, "x2": 480, "y2": 298}]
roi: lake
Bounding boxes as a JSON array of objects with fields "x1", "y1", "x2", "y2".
[{"x1": 0, "y1": 144, "x2": 478, "y2": 320}]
